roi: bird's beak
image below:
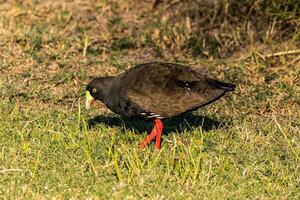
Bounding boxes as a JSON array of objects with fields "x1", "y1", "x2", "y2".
[{"x1": 85, "y1": 91, "x2": 94, "y2": 110}]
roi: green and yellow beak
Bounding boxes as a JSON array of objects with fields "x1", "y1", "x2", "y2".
[{"x1": 85, "y1": 91, "x2": 95, "y2": 110}]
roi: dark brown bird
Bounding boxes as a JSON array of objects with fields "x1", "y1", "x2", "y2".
[{"x1": 86, "y1": 62, "x2": 235, "y2": 149}]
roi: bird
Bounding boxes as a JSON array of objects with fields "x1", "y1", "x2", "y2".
[{"x1": 85, "y1": 62, "x2": 235, "y2": 149}]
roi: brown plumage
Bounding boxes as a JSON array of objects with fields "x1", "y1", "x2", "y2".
[{"x1": 86, "y1": 62, "x2": 235, "y2": 149}]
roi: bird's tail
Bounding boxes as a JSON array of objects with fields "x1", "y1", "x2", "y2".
[{"x1": 207, "y1": 78, "x2": 236, "y2": 91}]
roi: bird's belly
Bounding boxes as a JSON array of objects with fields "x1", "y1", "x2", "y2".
[{"x1": 104, "y1": 98, "x2": 142, "y2": 118}]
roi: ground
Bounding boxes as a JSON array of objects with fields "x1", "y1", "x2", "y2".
[{"x1": 0, "y1": 0, "x2": 299, "y2": 199}]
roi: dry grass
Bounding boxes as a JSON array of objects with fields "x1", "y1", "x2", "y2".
[{"x1": 0, "y1": 0, "x2": 299, "y2": 199}]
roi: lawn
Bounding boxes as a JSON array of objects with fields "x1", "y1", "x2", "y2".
[{"x1": 0, "y1": 0, "x2": 299, "y2": 199}]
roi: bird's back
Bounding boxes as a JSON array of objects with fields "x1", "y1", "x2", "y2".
[{"x1": 108, "y1": 62, "x2": 234, "y2": 118}]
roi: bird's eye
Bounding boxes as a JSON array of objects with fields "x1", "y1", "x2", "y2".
[{"x1": 92, "y1": 88, "x2": 97, "y2": 93}]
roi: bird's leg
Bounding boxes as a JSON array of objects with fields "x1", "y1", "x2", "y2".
[
  {"x1": 154, "y1": 119, "x2": 163, "y2": 149},
  {"x1": 139, "y1": 119, "x2": 163, "y2": 149},
  {"x1": 139, "y1": 124, "x2": 157, "y2": 148}
]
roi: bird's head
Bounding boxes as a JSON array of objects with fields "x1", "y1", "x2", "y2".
[{"x1": 85, "y1": 77, "x2": 113, "y2": 110}]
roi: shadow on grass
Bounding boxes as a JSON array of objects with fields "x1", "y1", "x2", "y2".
[{"x1": 88, "y1": 113, "x2": 228, "y2": 135}]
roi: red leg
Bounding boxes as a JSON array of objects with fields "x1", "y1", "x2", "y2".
[
  {"x1": 139, "y1": 123, "x2": 158, "y2": 148},
  {"x1": 139, "y1": 119, "x2": 164, "y2": 149},
  {"x1": 154, "y1": 119, "x2": 163, "y2": 149}
]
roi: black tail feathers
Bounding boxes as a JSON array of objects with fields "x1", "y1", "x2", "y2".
[{"x1": 207, "y1": 78, "x2": 236, "y2": 92}]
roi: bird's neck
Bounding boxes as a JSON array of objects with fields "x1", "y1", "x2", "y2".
[{"x1": 99, "y1": 77, "x2": 116, "y2": 105}]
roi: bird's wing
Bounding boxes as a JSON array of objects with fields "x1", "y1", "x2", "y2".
[{"x1": 120, "y1": 62, "x2": 234, "y2": 118}]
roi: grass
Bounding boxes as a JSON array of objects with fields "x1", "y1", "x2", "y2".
[{"x1": 0, "y1": 0, "x2": 300, "y2": 199}]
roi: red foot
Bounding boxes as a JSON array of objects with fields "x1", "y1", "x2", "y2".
[{"x1": 139, "y1": 119, "x2": 164, "y2": 149}]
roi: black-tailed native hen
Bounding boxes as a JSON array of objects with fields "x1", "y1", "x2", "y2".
[{"x1": 86, "y1": 62, "x2": 235, "y2": 149}]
